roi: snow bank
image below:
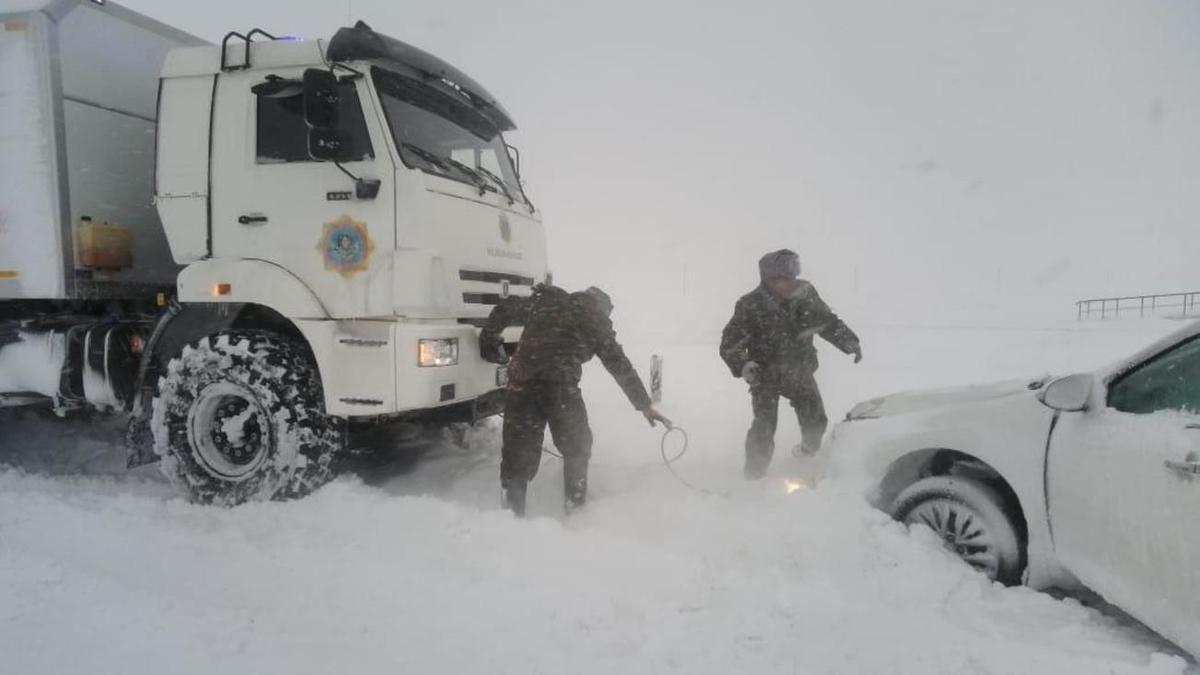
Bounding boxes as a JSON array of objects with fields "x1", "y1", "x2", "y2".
[
  {"x1": 0, "y1": 319, "x2": 1192, "y2": 673},
  {"x1": 0, "y1": 471, "x2": 1186, "y2": 675}
]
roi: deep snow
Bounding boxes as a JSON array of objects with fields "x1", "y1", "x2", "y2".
[{"x1": 1, "y1": 318, "x2": 1196, "y2": 674}]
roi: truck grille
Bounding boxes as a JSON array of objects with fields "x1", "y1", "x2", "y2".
[
  {"x1": 463, "y1": 292, "x2": 506, "y2": 305},
  {"x1": 459, "y1": 269, "x2": 535, "y2": 306},
  {"x1": 459, "y1": 270, "x2": 536, "y2": 286}
]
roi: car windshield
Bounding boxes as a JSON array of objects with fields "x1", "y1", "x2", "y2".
[{"x1": 372, "y1": 66, "x2": 526, "y2": 205}]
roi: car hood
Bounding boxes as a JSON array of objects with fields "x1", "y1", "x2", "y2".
[{"x1": 845, "y1": 377, "x2": 1047, "y2": 420}]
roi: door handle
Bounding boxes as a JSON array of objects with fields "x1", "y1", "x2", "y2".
[
  {"x1": 1185, "y1": 424, "x2": 1200, "y2": 430},
  {"x1": 238, "y1": 214, "x2": 268, "y2": 225},
  {"x1": 1165, "y1": 459, "x2": 1200, "y2": 478}
]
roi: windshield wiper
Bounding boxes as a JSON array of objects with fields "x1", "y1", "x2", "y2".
[
  {"x1": 439, "y1": 155, "x2": 497, "y2": 197},
  {"x1": 402, "y1": 142, "x2": 454, "y2": 173},
  {"x1": 401, "y1": 142, "x2": 503, "y2": 200},
  {"x1": 472, "y1": 165, "x2": 516, "y2": 206}
]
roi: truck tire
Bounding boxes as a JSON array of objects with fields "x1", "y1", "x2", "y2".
[
  {"x1": 151, "y1": 331, "x2": 341, "y2": 505},
  {"x1": 889, "y1": 476, "x2": 1025, "y2": 585}
]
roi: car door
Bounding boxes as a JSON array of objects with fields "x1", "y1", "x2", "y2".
[
  {"x1": 209, "y1": 67, "x2": 395, "y2": 318},
  {"x1": 1046, "y1": 336, "x2": 1200, "y2": 656}
]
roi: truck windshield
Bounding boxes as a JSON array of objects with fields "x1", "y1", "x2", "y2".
[{"x1": 372, "y1": 67, "x2": 526, "y2": 205}]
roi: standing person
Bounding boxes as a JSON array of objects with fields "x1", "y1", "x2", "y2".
[
  {"x1": 480, "y1": 284, "x2": 671, "y2": 516},
  {"x1": 720, "y1": 249, "x2": 862, "y2": 479}
]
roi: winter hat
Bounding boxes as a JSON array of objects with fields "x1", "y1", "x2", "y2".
[
  {"x1": 583, "y1": 286, "x2": 614, "y2": 316},
  {"x1": 758, "y1": 249, "x2": 801, "y2": 282}
]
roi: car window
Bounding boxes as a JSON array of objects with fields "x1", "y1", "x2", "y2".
[
  {"x1": 256, "y1": 81, "x2": 373, "y2": 164},
  {"x1": 1108, "y1": 337, "x2": 1200, "y2": 415}
]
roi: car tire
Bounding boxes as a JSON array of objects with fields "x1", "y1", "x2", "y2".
[
  {"x1": 890, "y1": 475, "x2": 1025, "y2": 585},
  {"x1": 151, "y1": 331, "x2": 341, "y2": 505}
]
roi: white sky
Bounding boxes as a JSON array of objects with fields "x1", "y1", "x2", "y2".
[{"x1": 116, "y1": 0, "x2": 1200, "y2": 328}]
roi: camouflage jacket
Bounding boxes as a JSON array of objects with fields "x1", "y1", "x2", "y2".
[
  {"x1": 720, "y1": 282, "x2": 859, "y2": 378},
  {"x1": 480, "y1": 285, "x2": 652, "y2": 410}
]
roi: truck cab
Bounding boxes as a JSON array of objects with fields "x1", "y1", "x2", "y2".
[{"x1": 157, "y1": 24, "x2": 546, "y2": 420}]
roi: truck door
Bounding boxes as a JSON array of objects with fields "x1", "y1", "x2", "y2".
[
  {"x1": 1046, "y1": 337, "x2": 1200, "y2": 656},
  {"x1": 209, "y1": 67, "x2": 394, "y2": 318}
]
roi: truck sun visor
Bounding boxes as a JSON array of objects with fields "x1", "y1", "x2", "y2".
[{"x1": 326, "y1": 21, "x2": 516, "y2": 132}]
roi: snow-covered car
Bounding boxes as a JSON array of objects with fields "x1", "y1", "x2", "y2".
[{"x1": 826, "y1": 320, "x2": 1200, "y2": 657}]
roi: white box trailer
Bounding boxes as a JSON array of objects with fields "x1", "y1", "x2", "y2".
[
  {"x1": 0, "y1": 1, "x2": 548, "y2": 504},
  {"x1": 0, "y1": 0, "x2": 205, "y2": 300}
]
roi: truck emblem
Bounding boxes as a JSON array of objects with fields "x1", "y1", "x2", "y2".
[
  {"x1": 500, "y1": 280, "x2": 511, "y2": 298},
  {"x1": 499, "y1": 213, "x2": 512, "y2": 244},
  {"x1": 318, "y1": 215, "x2": 375, "y2": 278}
]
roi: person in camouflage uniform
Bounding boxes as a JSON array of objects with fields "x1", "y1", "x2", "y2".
[
  {"x1": 720, "y1": 249, "x2": 862, "y2": 479},
  {"x1": 480, "y1": 284, "x2": 671, "y2": 516}
]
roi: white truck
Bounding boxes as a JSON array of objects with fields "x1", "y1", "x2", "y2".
[{"x1": 0, "y1": 0, "x2": 547, "y2": 504}]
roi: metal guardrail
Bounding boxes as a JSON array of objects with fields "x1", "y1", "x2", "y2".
[{"x1": 1076, "y1": 291, "x2": 1200, "y2": 320}]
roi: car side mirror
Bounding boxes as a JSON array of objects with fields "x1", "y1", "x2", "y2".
[{"x1": 1038, "y1": 373, "x2": 1094, "y2": 412}]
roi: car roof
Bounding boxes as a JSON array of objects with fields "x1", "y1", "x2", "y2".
[{"x1": 1097, "y1": 318, "x2": 1200, "y2": 382}]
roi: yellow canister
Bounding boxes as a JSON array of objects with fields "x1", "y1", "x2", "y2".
[{"x1": 77, "y1": 216, "x2": 133, "y2": 270}]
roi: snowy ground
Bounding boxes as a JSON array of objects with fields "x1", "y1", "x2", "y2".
[{"x1": 1, "y1": 318, "x2": 1196, "y2": 674}]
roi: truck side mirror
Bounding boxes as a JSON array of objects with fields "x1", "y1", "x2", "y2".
[
  {"x1": 302, "y1": 68, "x2": 340, "y2": 128},
  {"x1": 308, "y1": 127, "x2": 355, "y2": 163},
  {"x1": 302, "y1": 69, "x2": 355, "y2": 163}
]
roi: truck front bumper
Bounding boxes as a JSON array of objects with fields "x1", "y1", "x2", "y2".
[{"x1": 294, "y1": 319, "x2": 507, "y2": 418}]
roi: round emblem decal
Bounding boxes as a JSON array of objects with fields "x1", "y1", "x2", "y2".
[{"x1": 317, "y1": 215, "x2": 375, "y2": 278}]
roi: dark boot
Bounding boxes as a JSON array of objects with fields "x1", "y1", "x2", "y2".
[
  {"x1": 503, "y1": 480, "x2": 528, "y2": 517},
  {"x1": 563, "y1": 459, "x2": 588, "y2": 514},
  {"x1": 796, "y1": 424, "x2": 826, "y2": 458},
  {"x1": 793, "y1": 433, "x2": 823, "y2": 458},
  {"x1": 744, "y1": 449, "x2": 771, "y2": 480}
]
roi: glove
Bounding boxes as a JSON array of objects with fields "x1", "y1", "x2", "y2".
[
  {"x1": 851, "y1": 345, "x2": 863, "y2": 364},
  {"x1": 641, "y1": 405, "x2": 673, "y2": 429},
  {"x1": 481, "y1": 341, "x2": 509, "y2": 365},
  {"x1": 482, "y1": 341, "x2": 511, "y2": 362},
  {"x1": 741, "y1": 361, "x2": 762, "y2": 386}
]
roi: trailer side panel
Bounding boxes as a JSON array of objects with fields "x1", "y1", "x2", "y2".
[{"x1": 0, "y1": 13, "x2": 65, "y2": 300}]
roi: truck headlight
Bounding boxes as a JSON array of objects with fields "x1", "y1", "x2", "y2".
[{"x1": 418, "y1": 338, "x2": 459, "y2": 367}]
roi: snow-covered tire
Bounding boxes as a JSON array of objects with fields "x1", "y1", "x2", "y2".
[
  {"x1": 890, "y1": 476, "x2": 1025, "y2": 585},
  {"x1": 151, "y1": 331, "x2": 341, "y2": 505}
]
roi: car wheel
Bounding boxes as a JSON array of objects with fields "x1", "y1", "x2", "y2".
[{"x1": 890, "y1": 475, "x2": 1025, "y2": 585}]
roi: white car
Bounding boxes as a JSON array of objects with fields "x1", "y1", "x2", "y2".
[{"x1": 826, "y1": 321, "x2": 1200, "y2": 657}]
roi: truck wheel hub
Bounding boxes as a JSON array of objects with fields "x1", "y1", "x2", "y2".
[{"x1": 187, "y1": 382, "x2": 272, "y2": 481}]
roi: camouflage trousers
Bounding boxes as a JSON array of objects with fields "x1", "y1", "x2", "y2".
[
  {"x1": 501, "y1": 380, "x2": 593, "y2": 506},
  {"x1": 745, "y1": 372, "x2": 827, "y2": 479}
]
